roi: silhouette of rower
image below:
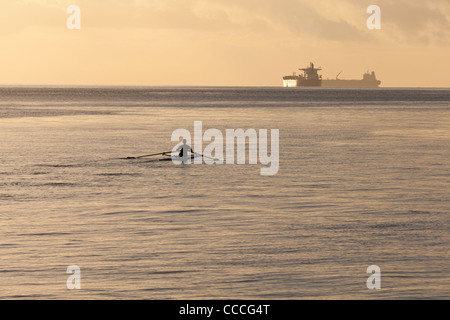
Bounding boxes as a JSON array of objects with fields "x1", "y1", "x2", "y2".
[{"x1": 176, "y1": 139, "x2": 192, "y2": 163}]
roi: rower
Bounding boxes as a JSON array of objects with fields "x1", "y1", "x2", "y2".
[{"x1": 176, "y1": 139, "x2": 192, "y2": 162}]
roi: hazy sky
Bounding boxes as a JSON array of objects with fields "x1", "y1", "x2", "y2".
[{"x1": 1, "y1": 0, "x2": 449, "y2": 87}]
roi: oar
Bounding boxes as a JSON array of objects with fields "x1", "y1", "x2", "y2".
[
  {"x1": 193, "y1": 152, "x2": 220, "y2": 162},
  {"x1": 126, "y1": 151, "x2": 172, "y2": 160}
]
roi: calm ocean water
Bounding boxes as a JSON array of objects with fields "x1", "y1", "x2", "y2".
[{"x1": 0, "y1": 87, "x2": 449, "y2": 299}]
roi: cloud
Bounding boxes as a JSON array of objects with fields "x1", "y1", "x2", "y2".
[
  {"x1": 341, "y1": 0, "x2": 450, "y2": 44},
  {"x1": 2, "y1": 0, "x2": 449, "y2": 44},
  {"x1": 382, "y1": 0, "x2": 450, "y2": 44}
]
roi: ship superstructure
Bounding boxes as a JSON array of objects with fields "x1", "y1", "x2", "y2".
[{"x1": 298, "y1": 62, "x2": 322, "y2": 87}]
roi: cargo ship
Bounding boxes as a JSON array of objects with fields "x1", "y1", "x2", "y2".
[{"x1": 283, "y1": 62, "x2": 381, "y2": 88}]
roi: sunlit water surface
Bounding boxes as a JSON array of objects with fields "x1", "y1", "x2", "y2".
[{"x1": 0, "y1": 87, "x2": 449, "y2": 299}]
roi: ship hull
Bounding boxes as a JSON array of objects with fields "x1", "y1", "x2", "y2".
[
  {"x1": 298, "y1": 79, "x2": 322, "y2": 87},
  {"x1": 322, "y1": 79, "x2": 381, "y2": 88},
  {"x1": 283, "y1": 63, "x2": 381, "y2": 88},
  {"x1": 282, "y1": 79, "x2": 380, "y2": 88}
]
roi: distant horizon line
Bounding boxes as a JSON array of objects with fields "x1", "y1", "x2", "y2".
[{"x1": 1, "y1": 84, "x2": 449, "y2": 89}]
